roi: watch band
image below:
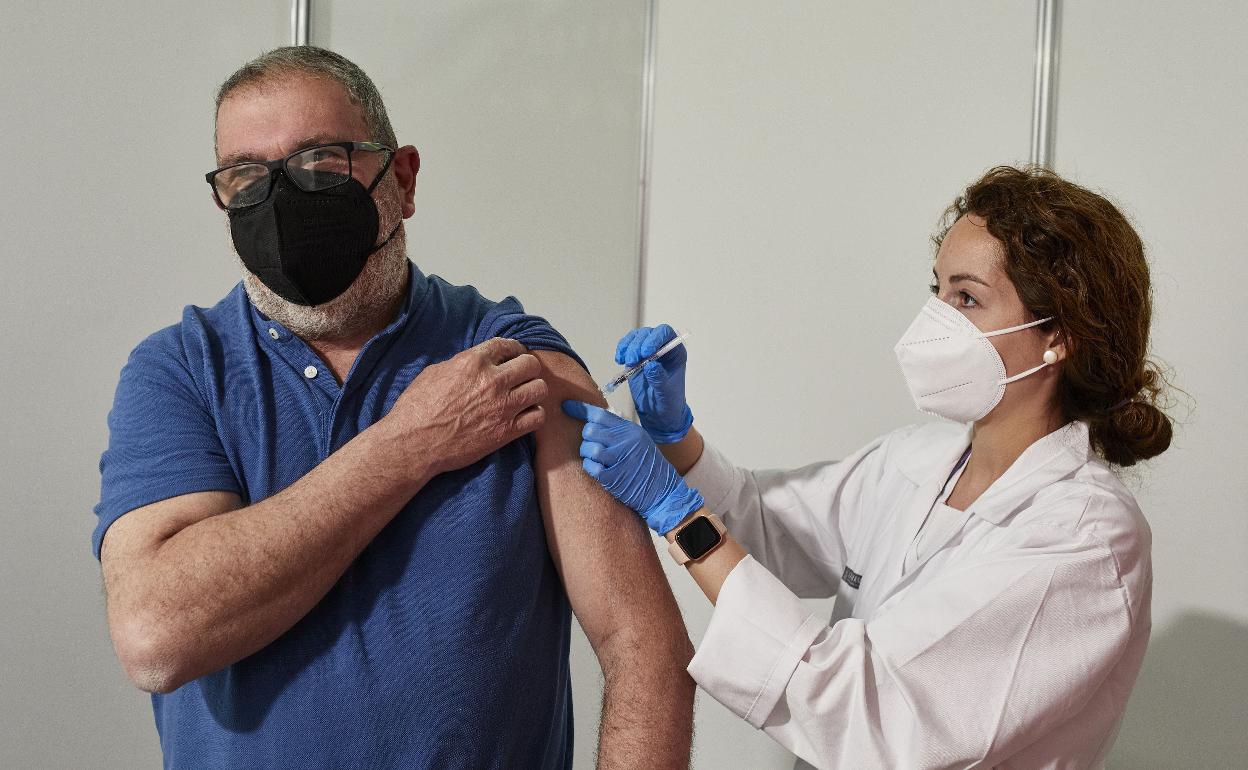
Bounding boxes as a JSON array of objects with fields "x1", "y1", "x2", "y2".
[{"x1": 667, "y1": 513, "x2": 727, "y2": 566}]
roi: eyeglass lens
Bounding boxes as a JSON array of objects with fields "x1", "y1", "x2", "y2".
[{"x1": 214, "y1": 144, "x2": 389, "y2": 209}]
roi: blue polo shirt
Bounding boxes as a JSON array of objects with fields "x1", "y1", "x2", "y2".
[{"x1": 93, "y1": 262, "x2": 582, "y2": 769}]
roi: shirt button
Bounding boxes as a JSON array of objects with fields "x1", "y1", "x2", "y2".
[
  {"x1": 304, "y1": 365, "x2": 318, "y2": 379},
  {"x1": 268, "y1": 328, "x2": 280, "y2": 340}
]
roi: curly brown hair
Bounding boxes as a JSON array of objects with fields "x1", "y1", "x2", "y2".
[{"x1": 935, "y1": 166, "x2": 1173, "y2": 467}]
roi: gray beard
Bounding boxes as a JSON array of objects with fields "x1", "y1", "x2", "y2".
[
  {"x1": 240, "y1": 234, "x2": 409, "y2": 341},
  {"x1": 239, "y1": 177, "x2": 410, "y2": 342}
]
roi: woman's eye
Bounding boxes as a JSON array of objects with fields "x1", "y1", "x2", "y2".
[{"x1": 959, "y1": 291, "x2": 978, "y2": 307}]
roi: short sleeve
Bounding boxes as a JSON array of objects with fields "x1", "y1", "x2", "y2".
[
  {"x1": 474, "y1": 296, "x2": 588, "y2": 373},
  {"x1": 92, "y1": 330, "x2": 240, "y2": 559}
]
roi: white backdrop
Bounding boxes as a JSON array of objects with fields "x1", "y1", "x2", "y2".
[{"x1": 1058, "y1": 2, "x2": 1248, "y2": 765}]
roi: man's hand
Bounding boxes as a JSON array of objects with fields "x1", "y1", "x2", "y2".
[{"x1": 383, "y1": 337, "x2": 547, "y2": 479}]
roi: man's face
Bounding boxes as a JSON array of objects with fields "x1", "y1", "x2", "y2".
[{"x1": 214, "y1": 73, "x2": 415, "y2": 340}]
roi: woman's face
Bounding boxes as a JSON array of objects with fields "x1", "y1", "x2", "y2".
[{"x1": 931, "y1": 214, "x2": 1063, "y2": 417}]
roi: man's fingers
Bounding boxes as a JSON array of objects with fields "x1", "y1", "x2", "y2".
[
  {"x1": 511, "y1": 404, "x2": 545, "y2": 436},
  {"x1": 478, "y1": 336, "x2": 527, "y2": 364},
  {"x1": 497, "y1": 352, "x2": 542, "y2": 388},
  {"x1": 508, "y1": 378, "x2": 548, "y2": 412}
]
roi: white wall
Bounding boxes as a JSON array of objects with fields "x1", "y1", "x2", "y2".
[
  {"x1": 0, "y1": 4, "x2": 288, "y2": 767},
  {"x1": 643, "y1": 1, "x2": 1247, "y2": 768},
  {"x1": 1057, "y1": 2, "x2": 1248, "y2": 765}
]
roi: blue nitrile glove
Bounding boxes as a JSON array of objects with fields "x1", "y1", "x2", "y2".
[
  {"x1": 615, "y1": 324, "x2": 693, "y2": 444},
  {"x1": 562, "y1": 400, "x2": 704, "y2": 535}
]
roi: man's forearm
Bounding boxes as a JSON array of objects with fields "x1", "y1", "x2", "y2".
[
  {"x1": 107, "y1": 418, "x2": 430, "y2": 691},
  {"x1": 596, "y1": 617, "x2": 696, "y2": 770}
]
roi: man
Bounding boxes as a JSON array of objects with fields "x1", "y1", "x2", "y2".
[{"x1": 92, "y1": 46, "x2": 694, "y2": 769}]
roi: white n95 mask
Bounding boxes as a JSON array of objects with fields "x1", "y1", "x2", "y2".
[{"x1": 893, "y1": 297, "x2": 1056, "y2": 423}]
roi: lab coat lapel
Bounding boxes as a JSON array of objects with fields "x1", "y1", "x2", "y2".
[
  {"x1": 882, "y1": 421, "x2": 1092, "y2": 600},
  {"x1": 877, "y1": 424, "x2": 972, "y2": 596},
  {"x1": 970, "y1": 420, "x2": 1092, "y2": 524}
]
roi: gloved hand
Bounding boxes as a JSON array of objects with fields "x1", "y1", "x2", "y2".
[
  {"x1": 562, "y1": 400, "x2": 704, "y2": 535},
  {"x1": 614, "y1": 324, "x2": 693, "y2": 444}
]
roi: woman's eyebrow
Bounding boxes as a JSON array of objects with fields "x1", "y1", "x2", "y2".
[{"x1": 948, "y1": 272, "x2": 992, "y2": 288}]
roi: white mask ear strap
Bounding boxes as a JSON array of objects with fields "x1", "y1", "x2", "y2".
[
  {"x1": 981, "y1": 316, "x2": 1054, "y2": 338},
  {"x1": 1000, "y1": 360, "x2": 1050, "y2": 385}
]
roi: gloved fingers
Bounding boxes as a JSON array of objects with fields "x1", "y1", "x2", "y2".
[
  {"x1": 582, "y1": 420, "x2": 627, "y2": 445},
  {"x1": 637, "y1": 324, "x2": 674, "y2": 359},
  {"x1": 578, "y1": 439, "x2": 617, "y2": 466},
  {"x1": 582, "y1": 457, "x2": 607, "y2": 479},
  {"x1": 562, "y1": 399, "x2": 615, "y2": 426},
  {"x1": 615, "y1": 327, "x2": 652, "y2": 365},
  {"x1": 622, "y1": 329, "x2": 653, "y2": 368},
  {"x1": 641, "y1": 359, "x2": 668, "y2": 386},
  {"x1": 562, "y1": 399, "x2": 591, "y2": 423},
  {"x1": 625, "y1": 325, "x2": 685, "y2": 376}
]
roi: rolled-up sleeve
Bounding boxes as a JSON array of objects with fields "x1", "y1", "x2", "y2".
[{"x1": 688, "y1": 530, "x2": 1134, "y2": 769}]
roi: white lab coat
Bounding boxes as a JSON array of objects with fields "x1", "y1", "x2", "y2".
[{"x1": 684, "y1": 420, "x2": 1151, "y2": 770}]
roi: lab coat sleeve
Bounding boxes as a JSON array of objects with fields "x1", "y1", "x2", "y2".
[
  {"x1": 688, "y1": 525, "x2": 1134, "y2": 769},
  {"x1": 683, "y1": 436, "x2": 890, "y2": 598}
]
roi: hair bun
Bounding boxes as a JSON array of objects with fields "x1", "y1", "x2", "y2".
[{"x1": 1096, "y1": 399, "x2": 1173, "y2": 467}]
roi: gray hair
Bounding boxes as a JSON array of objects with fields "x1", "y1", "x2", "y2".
[{"x1": 214, "y1": 46, "x2": 398, "y2": 151}]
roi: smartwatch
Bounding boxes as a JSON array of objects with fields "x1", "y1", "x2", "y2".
[{"x1": 667, "y1": 513, "x2": 727, "y2": 566}]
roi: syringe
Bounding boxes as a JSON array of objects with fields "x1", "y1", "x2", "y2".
[{"x1": 600, "y1": 331, "x2": 692, "y2": 396}]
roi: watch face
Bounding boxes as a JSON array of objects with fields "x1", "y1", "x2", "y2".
[{"x1": 676, "y1": 516, "x2": 722, "y2": 561}]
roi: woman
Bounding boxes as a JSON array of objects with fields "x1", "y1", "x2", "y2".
[{"x1": 563, "y1": 166, "x2": 1172, "y2": 769}]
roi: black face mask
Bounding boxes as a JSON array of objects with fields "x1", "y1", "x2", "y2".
[{"x1": 229, "y1": 173, "x2": 399, "y2": 306}]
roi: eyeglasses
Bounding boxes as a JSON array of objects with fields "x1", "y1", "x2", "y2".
[{"x1": 205, "y1": 141, "x2": 394, "y2": 210}]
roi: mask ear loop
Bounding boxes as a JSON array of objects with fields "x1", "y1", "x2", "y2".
[
  {"x1": 980, "y1": 315, "x2": 1054, "y2": 338},
  {"x1": 368, "y1": 220, "x2": 403, "y2": 255},
  {"x1": 986, "y1": 317, "x2": 1059, "y2": 385},
  {"x1": 999, "y1": 349, "x2": 1061, "y2": 385}
]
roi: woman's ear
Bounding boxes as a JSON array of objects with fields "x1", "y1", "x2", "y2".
[{"x1": 1046, "y1": 328, "x2": 1068, "y2": 364}]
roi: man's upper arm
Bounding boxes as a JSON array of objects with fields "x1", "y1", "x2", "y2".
[
  {"x1": 529, "y1": 350, "x2": 687, "y2": 652},
  {"x1": 93, "y1": 331, "x2": 240, "y2": 559}
]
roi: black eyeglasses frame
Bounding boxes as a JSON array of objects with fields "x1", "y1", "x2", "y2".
[{"x1": 204, "y1": 140, "x2": 395, "y2": 210}]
